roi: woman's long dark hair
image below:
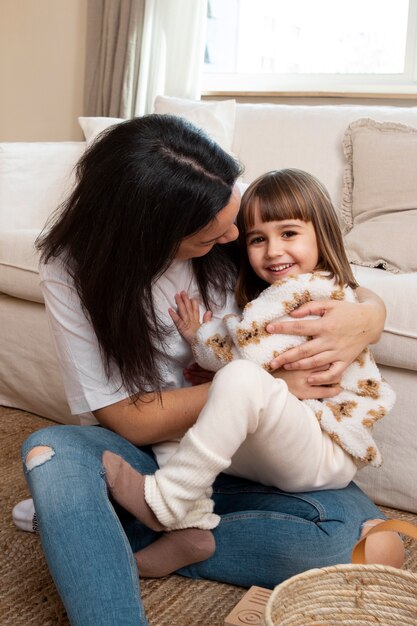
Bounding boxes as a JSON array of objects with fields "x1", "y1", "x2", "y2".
[{"x1": 36, "y1": 115, "x2": 242, "y2": 401}]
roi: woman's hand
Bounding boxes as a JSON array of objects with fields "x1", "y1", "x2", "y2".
[
  {"x1": 183, "y1": 363, "x2": 215, "y2": 386},
  {"x1": 267, "y1": 288, "x2": 386, "y2": 385},
  {"x1": 273, "y1": 367, "x2": 342, "y2": 400},
  {"x1": 168, "y1": 291, "x2": 212, "y2": 345}
]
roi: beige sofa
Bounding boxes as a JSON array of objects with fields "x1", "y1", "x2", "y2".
[{"x1": 1, "y1": 97, "x2": 416, "y2": 513}]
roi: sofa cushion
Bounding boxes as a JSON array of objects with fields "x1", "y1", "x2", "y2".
[
  {"x1": 353, "y1": 265, "x2": 417, "y2": 371},
  {"x1": 341, "y1": 118, "x2": 417, "y2": 273},
  {"x1": 0, "y1": 142, "x2": 85, "y2": 233},
  {"x1": 0, "y1": 230, "x2": 43, "y2": 303}
]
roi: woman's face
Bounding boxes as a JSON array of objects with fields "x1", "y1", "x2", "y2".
[{"x1": 175, "y1": 186, "x2": 240, "y2": 260}]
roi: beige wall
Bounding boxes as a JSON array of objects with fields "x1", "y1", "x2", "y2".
[{"x1": 0, "y1": 0, "x2": 87, "y2": 141}]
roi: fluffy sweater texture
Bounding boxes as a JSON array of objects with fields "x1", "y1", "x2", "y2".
[{"x1": 192, "y1": 271, "x2": 395, "y2": 467}]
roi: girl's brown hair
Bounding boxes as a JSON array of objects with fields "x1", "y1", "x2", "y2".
[{"x1": 236, "y1": 168, "x2": 358, "y2": 308}]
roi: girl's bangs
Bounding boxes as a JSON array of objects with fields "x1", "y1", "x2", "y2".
[{"x1": 243, "y1": 187, "x2": 312, "y2": 230}]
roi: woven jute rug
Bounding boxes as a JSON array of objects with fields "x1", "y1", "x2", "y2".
[{"x1": 1, "y1": 406, "x2": 417, "y2": 626}]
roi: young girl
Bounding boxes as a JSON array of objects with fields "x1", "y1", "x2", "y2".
[{"x1": 102, "y1": 168, "x2": 401, "y2": 579}]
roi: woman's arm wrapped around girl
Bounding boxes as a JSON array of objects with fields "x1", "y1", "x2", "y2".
[{"x1": 192, "y1": 271, "x2": 395, "y2": 467}]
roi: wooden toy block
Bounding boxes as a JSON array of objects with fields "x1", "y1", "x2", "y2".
[{"x1": 224, "y1": 586, "x2": 272, "y2": 625}]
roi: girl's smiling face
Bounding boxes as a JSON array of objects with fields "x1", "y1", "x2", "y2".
[{"x1": 245, "y1": 207, "x2": 319, "y2": 283}]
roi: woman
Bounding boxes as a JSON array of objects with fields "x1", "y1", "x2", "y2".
[{"x1": 22, "y1": 115, "x2": 390, "y2": 625}]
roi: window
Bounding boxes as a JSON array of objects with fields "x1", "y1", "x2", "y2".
[{"x1": 203, "y1": 0, "x2": 417, "y2": 95}]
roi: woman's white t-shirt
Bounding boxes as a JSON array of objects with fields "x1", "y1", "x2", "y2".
[{"x1": 40, "y1": 257, "x2": 238, "y2": 465}]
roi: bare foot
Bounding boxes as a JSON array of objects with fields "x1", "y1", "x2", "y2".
[
  {"x1": 102, "y1": 451, "x2": 164, "y2": 531},
  {"x1": 360, "y1": 518, "x2": 405, "y2": 568},
  {"x1": 103, "y1": 452, "x2": 216, "y2": 576},
  {"x1": 135, "y1": 529, "x2": 216, "y2": 577}
]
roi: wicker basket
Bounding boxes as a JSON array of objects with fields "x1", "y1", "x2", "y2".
[{"x1": 261, "y1": 519, "x2": 417, "y2": 626}]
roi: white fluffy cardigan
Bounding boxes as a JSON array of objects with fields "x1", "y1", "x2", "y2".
[{"x1": 192, "y1": 272, "x2": 395, "y2": 468}]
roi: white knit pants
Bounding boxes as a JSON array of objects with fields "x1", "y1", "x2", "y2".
[{"x1": 145, "y1": 360, "x2": 357, "y2": 530}]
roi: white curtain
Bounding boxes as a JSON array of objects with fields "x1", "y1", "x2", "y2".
[{"x1": 135, "y1": 0, "x2": 208, "y2": 115}]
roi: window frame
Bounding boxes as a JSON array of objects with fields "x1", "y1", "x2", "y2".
[{"x1": 202, "y1": 0, "x2": 417, "y2": 97}]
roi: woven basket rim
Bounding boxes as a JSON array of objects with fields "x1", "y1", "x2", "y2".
[{"x1": 264, "y1": 563, "x2": 417, "y2": 624}]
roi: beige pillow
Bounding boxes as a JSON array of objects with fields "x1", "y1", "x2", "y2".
[{"x1": 341, "y1": 118, "x2": 417, "y2": 273}]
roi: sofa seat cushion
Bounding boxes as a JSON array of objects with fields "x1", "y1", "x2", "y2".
[
  {"x1": 353, "y1": 265, "x2": 417, "y2": 371},
  {"x1": 0, "y1": 230, "x2": 43, "y2": 303}
]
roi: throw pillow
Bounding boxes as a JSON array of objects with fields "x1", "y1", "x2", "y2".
[
  {"x1": 79, "y1": 98, "x2": 237, "y2": 155},
  {"x1": 341, "y1": 117, "x2": 417, "y2": 273},
  {"x1": 78, "y1": 116, "x2": 125, "y2": 144},
  {"x1": 153, "y1": 96, "x2": 236, "y2": 154}
]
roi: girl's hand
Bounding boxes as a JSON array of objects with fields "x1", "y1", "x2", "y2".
[
  {"x1": 273, "y1": 366, "x2": 342, "y2": 400},
  {"x1": 267, "y1": 289, "x2": 386, "y2": 385},
  {"x1": 184, "y1": 363, "x2": 215, "y2": 386},
  {"x1": 168, "y1": 291, "x2": 212, "y2": 345}
]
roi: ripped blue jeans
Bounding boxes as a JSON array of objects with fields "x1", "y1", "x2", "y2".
[{"x1": 23, "y1": 425, "x2": 384, "y2": 626}]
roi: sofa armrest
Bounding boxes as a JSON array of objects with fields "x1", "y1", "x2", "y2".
[
  {"x1": 0, "y1": 142, "x2": 85, "y2": 233},
  {"x1": 0, "y1": 229, "x2": 43, "y2": 303}
]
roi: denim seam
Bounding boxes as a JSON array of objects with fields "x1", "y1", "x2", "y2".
[
  {"x1": 218, "y1": 511, "x2": 315, "y2": 525},
  {"x1": 100, "y1": 472, "x2": 143, "y2": 606},
  {"x1": 213, "y1": 489, "x2": 327, "y2": 520}
]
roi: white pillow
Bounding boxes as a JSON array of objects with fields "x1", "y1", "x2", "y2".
[
  {"x1": 78, "y1": 117, "x2": 125, "y2": 144},
  {"x1": 153, "y1": 96, "x2": 236, "y2": 154}
]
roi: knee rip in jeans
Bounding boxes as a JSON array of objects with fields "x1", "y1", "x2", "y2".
[
  {"x1": 360, "y1": 518, "x2": 384, "y2": 536},
  {"x1": 25, "y1": 445, "x2": 55, "y2": 471}
]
